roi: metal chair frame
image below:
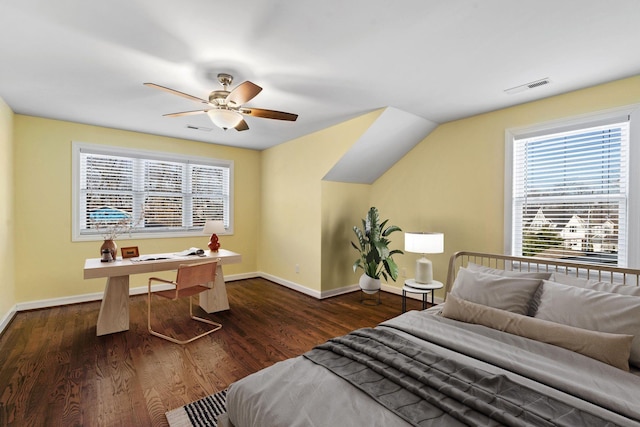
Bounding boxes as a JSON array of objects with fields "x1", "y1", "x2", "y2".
[{"x1": 147, "y1": 259, "x2": 222, "y2": 344}]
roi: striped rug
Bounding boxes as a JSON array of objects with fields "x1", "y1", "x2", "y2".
[{"x1": 166, "y1": 389, "x2": 227, "y2": 427}]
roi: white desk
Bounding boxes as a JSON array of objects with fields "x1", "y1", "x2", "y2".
[{"x1": 84, "y1": 249, "x2": 241, "y2": 336}]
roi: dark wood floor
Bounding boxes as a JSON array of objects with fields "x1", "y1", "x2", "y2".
[{"x1": 0, "y1": 278, "x2": 423, "y2": 426}]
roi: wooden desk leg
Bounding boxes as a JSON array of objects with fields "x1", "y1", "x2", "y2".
[
  {"x1": 199, "y1": 264, "x2": 230, "y2": 313},
  {"x1": 96, "y1": 275, "x2": 130, "y2": 336}
]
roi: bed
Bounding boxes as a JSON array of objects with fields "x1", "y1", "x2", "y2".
[{"x1": 219, "y1": 251, "x2": 640, "y2": 426}]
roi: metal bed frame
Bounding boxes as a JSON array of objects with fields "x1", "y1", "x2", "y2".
[{"x1": 445, "y1": 250, "x2": 640, "y2": 295}]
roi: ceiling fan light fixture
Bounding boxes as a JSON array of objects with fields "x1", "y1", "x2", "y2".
[
  {"x1": 145, "y1": 74, "x2": 297, "y2": 132},
  {"x1": 207, "y1": 109, "x2": 243, "y2": 129}
]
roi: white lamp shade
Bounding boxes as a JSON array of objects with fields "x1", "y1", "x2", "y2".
[
  {"x1": 203, "y1": 220, "x2": 226, "y2": 234},
  {"x1": 207, "y1": 109, "x2": 243, "y2": 129},
  {"x1": 404, "y1": 232, "x2": 444, "y2": 254},
  {"x1": 405, "y1": 232, "x2": 444, "y2": 284}
]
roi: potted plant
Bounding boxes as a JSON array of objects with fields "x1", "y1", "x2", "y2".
[{"x1": 351, "y1": 207, "x2": 403, "y2": 294}]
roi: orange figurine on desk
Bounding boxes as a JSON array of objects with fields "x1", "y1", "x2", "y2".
[
  {"x1": 203, "y1": 220, "x2": 225, "y2": 252},
  {"x1": 209, "y1": 234, "x2": 220, "y2": 252}
]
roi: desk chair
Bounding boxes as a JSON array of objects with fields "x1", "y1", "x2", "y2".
[{"x1": 148, "y1": 259, "x2": 222, "y2": 344}]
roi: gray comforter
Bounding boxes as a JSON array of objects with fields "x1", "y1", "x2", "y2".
[{"x1": 223, "y1": 310, "x2": 640, "y2": 426}]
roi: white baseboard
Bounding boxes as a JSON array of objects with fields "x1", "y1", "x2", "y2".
[
  {"x1": 14, "y1": 284, "x2": 170, "y2": 312},
  {"x1": 257, "y1": 273, "x2": 366, "y2": 299},
  {"x1": 0, "y1": 305, "x2": 17, "y2": 336},
  {"x1": 258, "y1": 272, "x2": 323, "y2": 299},
  {"x1": 226, "y1": 272, "x2": 257, "y2": 281},
  {"x1": 255, "y1": 273, "x2": 445, "y2": 303},
  {"x1": 319, "y1": 284, "x2": 360, "y2": 299},
  {"x1": 15, "y1": 291, "x2": 105, "y2": 312}
]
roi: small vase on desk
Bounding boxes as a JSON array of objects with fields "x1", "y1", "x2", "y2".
[{"x1": 100, "y1": 239, "x2": 117, "y2": 262}]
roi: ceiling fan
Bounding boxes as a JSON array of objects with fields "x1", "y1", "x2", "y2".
[{"x1": 144, "y1": 73, "x2": 298, "y2": 131}]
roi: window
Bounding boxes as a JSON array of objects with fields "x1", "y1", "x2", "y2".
[
  {"x1": 72, "y1": 142, "x2": 233, "y2": 241},
  {"x1": 505, "y1": 105, "x2": 640, "y2": 267}
]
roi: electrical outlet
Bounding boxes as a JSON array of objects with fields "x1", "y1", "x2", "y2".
[
  {"x1": 295, "y1": 264, "x2": 300, "y2": 274},
  {"x1": 401, "y1": 268, "x2": 407, "y2": 278}
]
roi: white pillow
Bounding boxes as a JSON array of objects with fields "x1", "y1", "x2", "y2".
[
  {"x1": 450, "y1": 267, "x2": 543, "y2": 315},
  {"x1": 534, "y1": 280, "x2": 640, "y2": 367},
  {"x1": 467, "y1": 262, "x2": 552, "y2": 280},
  {"x1": 550, "y1": 272, "x2": 640, "y2": 297}
]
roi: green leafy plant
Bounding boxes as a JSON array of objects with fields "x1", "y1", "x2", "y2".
[{"x1": 351, "y1": 207, "x2": 403, "y2": 281}]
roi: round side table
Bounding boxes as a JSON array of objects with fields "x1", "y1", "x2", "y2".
[{"x1": 402, "y1": 279, "x2": 443, "y2": 312}]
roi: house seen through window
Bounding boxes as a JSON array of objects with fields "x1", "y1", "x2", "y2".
[
  {"x1": 509, "y1": 118, "x2": 630, "y2": 266},
  {"x1": 72, "y1": 143, "x2": 233, "y2": 241}
]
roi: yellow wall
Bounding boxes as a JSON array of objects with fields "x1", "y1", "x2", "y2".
[
  {"x1": 13, "y1": 115, "x2": 261, "y2": 302},
  {"x1": 6, "y1": 75, "x2": 640, "y2": 308},
  {"x1": 321, "y1": 181, "x2": 371, "y2": 292},
  {"x1": 373, "y1": 75, "x2": 640, "y2": 300},
  {"x1": 0, "y1": 97, "x2": 15, "y2": 318},
  {"x1": 258, "y1": 110, "x2": 382, "y2": 291}
]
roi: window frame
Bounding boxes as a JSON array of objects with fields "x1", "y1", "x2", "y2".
[
  {"x1": 72, "y1": 142, "x2": 234, "y2": 242},
  {"x1": 504, "y1": 104, "x2": 640, "y2": 267}
]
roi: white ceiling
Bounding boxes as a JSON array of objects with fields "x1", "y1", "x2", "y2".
[{"x1": 1, "y1": 0, "x2": 639, "y2": 151}]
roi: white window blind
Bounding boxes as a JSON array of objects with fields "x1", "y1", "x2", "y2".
[
  {"x1": 73, "y1": 143, "x2": 233, "y2": 240},
  {"x1": 512, "y1": 120, "x2": 629, "y2": 266}
]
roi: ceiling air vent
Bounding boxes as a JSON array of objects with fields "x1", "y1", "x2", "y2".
[
  {"x1": 186, "y1": 125, "x2": 212, "y2": 132},
  {"x1": 504, "y1": 78, "x2": 551, "y2": 95}
]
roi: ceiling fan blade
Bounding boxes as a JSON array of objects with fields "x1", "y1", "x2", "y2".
[
  {"x1": 162, "y1": 110, "x2": 208, "y2": 117},
  {"x1": 241, "y1": 108, "x2": 298, "y2": 121},
  {"x1": 144, "y1": 83, "x2": 208, "y2": 104},
  {"x1": 235, "y1": 119, "x2": 249, "y2": 131},
  {"x1": 226, "y1": 81, "x2": 262, "y2": 106}
]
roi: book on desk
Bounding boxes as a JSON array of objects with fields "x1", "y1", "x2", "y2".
[{"x1": 131, "y1": 247, "x2": 206, "y2": 262}]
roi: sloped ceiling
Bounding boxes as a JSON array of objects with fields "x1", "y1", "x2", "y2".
[{"x1": 324, "y1": 107, "x2": 438, "y2": 184}]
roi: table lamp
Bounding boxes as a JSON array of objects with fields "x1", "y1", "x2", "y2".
[
  {"x1": 404, "y1": 232, "x2": 444, "y2": 284},
  {"x1": 203, "y1": 220, "x2": 226, "y2": 252}
]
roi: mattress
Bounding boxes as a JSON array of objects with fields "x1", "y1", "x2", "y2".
[{"x1": 223, "y1": 309, "x2": 640, "y2": 426}]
